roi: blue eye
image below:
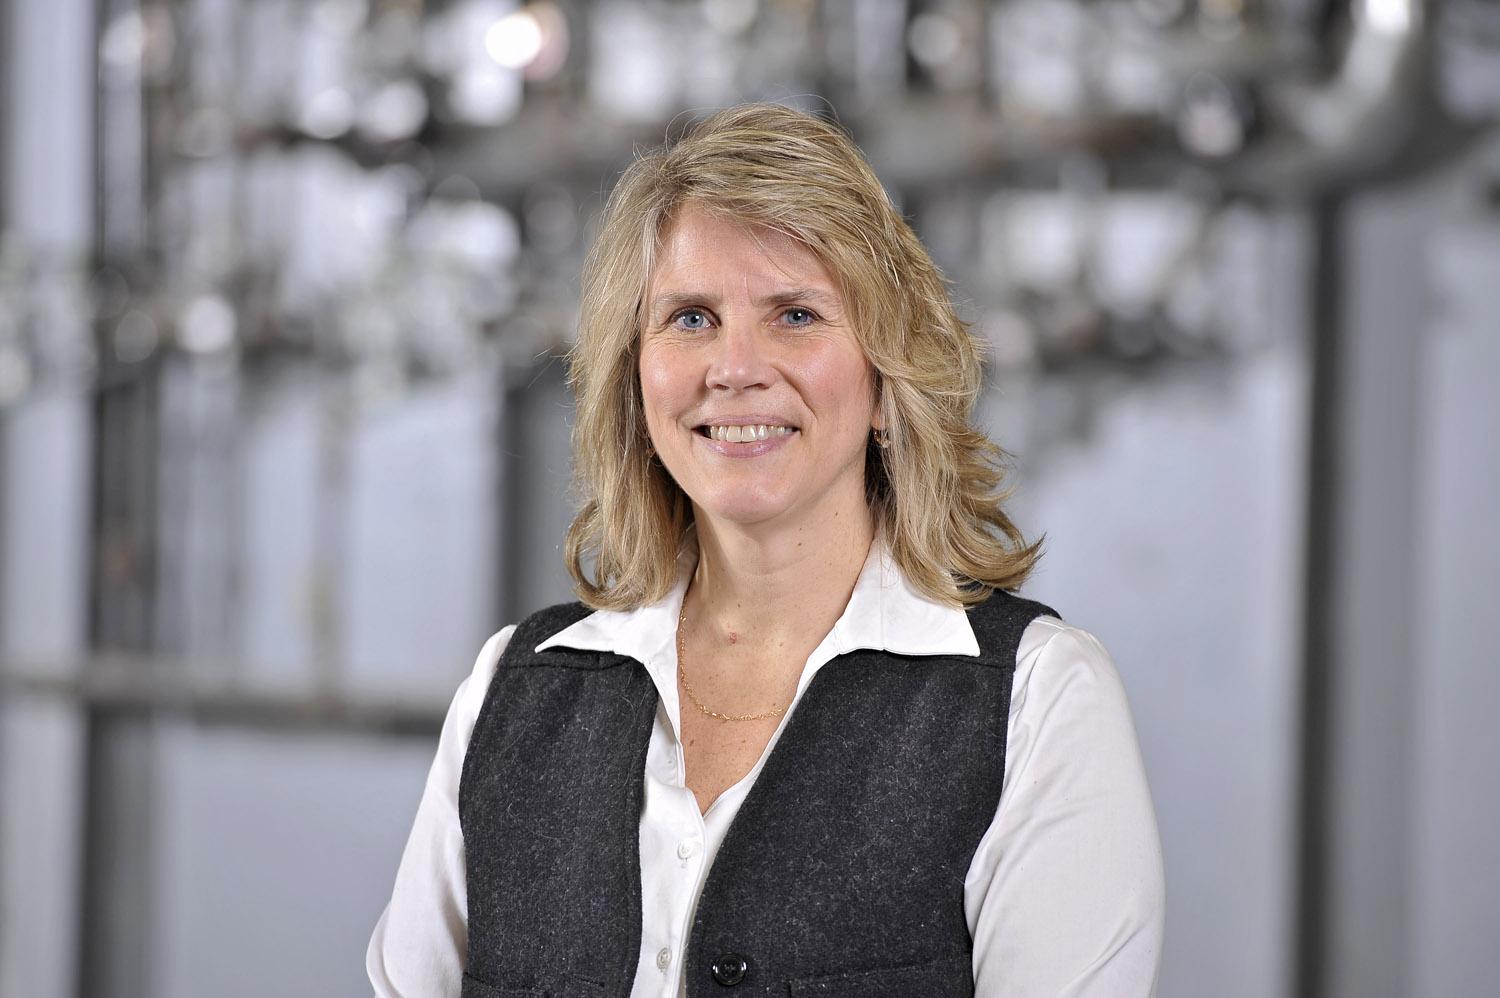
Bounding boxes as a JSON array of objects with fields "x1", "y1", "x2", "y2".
[
  {"x1": 784, "y1": 307, "x2": 816, "y2": 327},
  {"x1": 673, "y1": 309, "x2": 710, "y2": 330}
]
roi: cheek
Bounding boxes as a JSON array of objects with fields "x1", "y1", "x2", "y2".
[
  {"x1": 638, "y1": 348, "x2": 691, "y2": 431},
  {"x1": 802, "y1": 349, "x2": 877, "y2": 428}
]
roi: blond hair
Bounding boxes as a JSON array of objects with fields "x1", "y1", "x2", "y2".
[{"x1": 564, "y1": 103, "x2": 1042, "y2": 609}]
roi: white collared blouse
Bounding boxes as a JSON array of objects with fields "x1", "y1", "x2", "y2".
[{"x1": 367, "y1": 539, "x2": 1166, "y2": 997}]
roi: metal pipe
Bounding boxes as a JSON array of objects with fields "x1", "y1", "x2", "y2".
[
  {"x1": 1247, "y1": 0, "x2": 1446, "y2": 192},
  {"x1": 1, "y1": 658, "x2": 445, "y2": 737},
  {"x1": 1294, "y1": 193, "x2": 1348, "y2": 998}
]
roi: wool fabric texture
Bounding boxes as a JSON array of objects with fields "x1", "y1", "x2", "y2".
[{"x1": 458, "y1": 589, "x2": 1057, "y2": 998}]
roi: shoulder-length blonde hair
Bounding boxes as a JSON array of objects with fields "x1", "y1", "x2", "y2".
[{"x1": 564, "y1": 102, "x2": 1042, "y2": 610}]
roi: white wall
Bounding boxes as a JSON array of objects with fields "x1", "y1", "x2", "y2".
[
  {"x1": 146, "y1": 723, "x2": 438, "y2": 998},
  {"x1": 1411, "y1": 211, "x2": 1500, "y2": 998}
]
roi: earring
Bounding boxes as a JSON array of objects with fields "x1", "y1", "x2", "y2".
[{"x1": 872, "y1": 427, "x2": 890, "y2": 449}]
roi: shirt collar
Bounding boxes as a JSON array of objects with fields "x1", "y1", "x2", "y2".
[{"x1": 534, "y1": 528, "x2": 980, "y2": 661}]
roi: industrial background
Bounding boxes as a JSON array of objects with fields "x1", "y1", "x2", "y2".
[{"x1": 1, "y1": 0, "x2": 1496, "y2": 995}]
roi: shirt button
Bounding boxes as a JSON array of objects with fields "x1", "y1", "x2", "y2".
[
  {"x1": 656, "y1": 947, "x2": 672, "y2": 970},
  {"x1": 676, "y1": 838, "x2": 698, "y2": 859},
  {"x1": 710, "y1": 953, "x2": 749, "y2": 986}
]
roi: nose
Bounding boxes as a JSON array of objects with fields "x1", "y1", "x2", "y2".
[{"x1": 706, "y1": 315, "x2": 773, "y2": 391}]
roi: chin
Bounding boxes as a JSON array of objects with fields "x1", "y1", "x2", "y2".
[{"x1": 690, "y1": 486, "x2": 795, "y2": 529}]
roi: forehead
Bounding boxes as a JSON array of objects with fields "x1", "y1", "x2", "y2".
[{"x1": 648, "y1": 204, "x2": 837, "y2": 292}]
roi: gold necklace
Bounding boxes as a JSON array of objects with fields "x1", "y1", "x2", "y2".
[{"x1": 676, "y1": 607, "x2": 789, "y2": 722}]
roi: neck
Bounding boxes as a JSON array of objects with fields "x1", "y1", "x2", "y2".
[{"x1": 686, "y1": 498, "x2": 877, "y2": 656}]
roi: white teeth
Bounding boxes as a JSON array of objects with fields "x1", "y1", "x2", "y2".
[{"x1": 709, "y1": 424, "x2": 793, "y2": 442}]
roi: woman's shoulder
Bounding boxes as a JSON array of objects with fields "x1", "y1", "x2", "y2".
[
  {"x1": 1009, "y1": 612, "x2": 1137, "y2": 732},
  {"x1": 505, "y1": 600, "x2": 596, "y2": 652},
  {"x1": 963, "y1": 587, "x2": 1063, "y2": 655},
  {"x1": 460, "y1": 600, "x2": 601, "y2": 690},
  {"x1": 451, "y1": 625, "x2": 519, "y2": 715}
]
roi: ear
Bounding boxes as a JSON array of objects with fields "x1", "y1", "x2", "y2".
[{"x1": 869, "y1": 371, "x2": 887, "y2": 432}]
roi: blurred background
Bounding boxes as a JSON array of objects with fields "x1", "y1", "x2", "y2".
[{"x1": 0, "y1": 0, "x2": 1496, "y2": 995}]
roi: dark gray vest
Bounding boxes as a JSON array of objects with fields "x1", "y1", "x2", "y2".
[{"x1": 458, "y1": 590, "x2": 1057, "y2": 998}]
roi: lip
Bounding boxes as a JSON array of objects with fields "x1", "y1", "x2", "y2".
[
  {"x1": 693, "y1": 420, "x2": 799, "y2": 458},
  {"x1": 695, "y1": 416, "x2": 799, "y2": 429}
]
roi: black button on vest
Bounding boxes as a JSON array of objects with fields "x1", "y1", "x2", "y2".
[
  {"x1": 459, "y1": 590, "x2": 1057, "y2": 997},
  {"x1": 710, "y1": 953, "x2": 749, "y2": 986}
]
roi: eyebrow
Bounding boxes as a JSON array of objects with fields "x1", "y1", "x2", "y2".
[{"x1": 647, "y1": 287, "x2": 842, "y2": 317}]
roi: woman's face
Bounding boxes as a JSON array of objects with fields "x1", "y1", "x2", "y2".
[{"x1": 639, "y1": 204, "x2": 880, "y2": 534}]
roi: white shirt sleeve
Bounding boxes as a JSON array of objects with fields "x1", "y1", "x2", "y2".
[
  {"x1": 966, "y1": 618, "x2": 1166, "y2": 997},
  {"x1": 366, "y1": 626, "x2": 514, "y2": 998}
]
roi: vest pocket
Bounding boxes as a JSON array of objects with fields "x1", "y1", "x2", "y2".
[
  {"x1": 462, "y1": 972, "x2": 546, "y2": 996},
  {"x1": 787, "y1": 953, "x2": 972, "y2": 997},
  {"x1": 460, "y1": 973, "x2": 545, "y2": 998},
  {"x1": 460, "y1": 972, "x2": 607, "y2": 998}
]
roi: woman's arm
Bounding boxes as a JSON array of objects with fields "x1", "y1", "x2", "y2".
[
  {"x1": 366, "y1": 626, "x2": 514, "y2": 998},
  {"x1": 966, "y1": 619, "x2": 1166, "y2": 997}
]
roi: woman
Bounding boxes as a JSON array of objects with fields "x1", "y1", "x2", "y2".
[{"x1": 368, "y1": 103, "x2": 1164, "y2": 997}]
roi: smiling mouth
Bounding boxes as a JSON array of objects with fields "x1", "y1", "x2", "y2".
[{"x1": 696, "y1": 424, "x2": 799, "y2": 443}]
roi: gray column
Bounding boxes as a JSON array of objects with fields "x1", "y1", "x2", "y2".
[{"x1": 0, "y1": 1, "x2": 97, "y2": 997}]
